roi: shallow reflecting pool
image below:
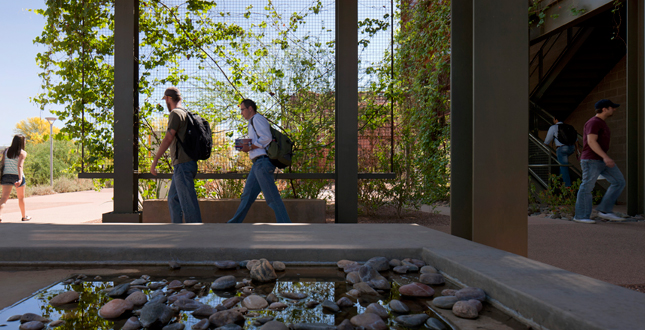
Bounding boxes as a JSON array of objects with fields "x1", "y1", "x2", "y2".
[{"x1": 0, "y1": 267, "x2": 455, "y2": 330}]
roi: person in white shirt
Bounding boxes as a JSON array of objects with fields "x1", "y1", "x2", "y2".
[
  {"x1": 544, "y1": 117, "x2": 580, "y2": 187},
  {"x1": 227, "y1": 99, "x2": 291, "y2": 223}
]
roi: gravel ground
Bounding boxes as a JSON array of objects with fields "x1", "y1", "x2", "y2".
[{"x1": 325, "y1": 204, "x2": 451, "y2": 233}]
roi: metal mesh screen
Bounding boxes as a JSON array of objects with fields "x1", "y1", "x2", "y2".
[{"x1": 83, "y1": 0, "x2": 394, "y2": 178}]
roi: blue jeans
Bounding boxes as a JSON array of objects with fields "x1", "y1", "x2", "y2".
[
  {"x1": 168, "y1": 160, "x2": 202, "y2": 223},
  {"x1": 556, "y1": 145, "x2": 575, "y2": 186},
  {"x1": 574, "y1": 159, "x2": 625, "y2": 219},
  {"x1": 228, "y1": 156, "x2": 292, "y2": 223}
]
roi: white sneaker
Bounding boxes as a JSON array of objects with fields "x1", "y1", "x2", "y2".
[
  {"x1": 573, "y1": 218, "x2": 596, "y2": 224},
  {"x1": 597, "y1": 212, "x2": 626, "y2": 221}
]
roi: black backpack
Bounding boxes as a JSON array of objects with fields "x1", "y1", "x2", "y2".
[
  {"x1": 175, "y1": 108, "x2": 212, "y2": 161},
  {"x1": 556, "y1": 123, "x2": 578, "y2": 146},
  {"x1": 250, "y1": 116, "x2": 293, "y2": 169}
]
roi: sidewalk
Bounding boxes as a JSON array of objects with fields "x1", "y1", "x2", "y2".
[
  {"x1": 422, "y1": 204, "x2": 645, "y2": 286},
  {"x1": 0, "y1": 188, "x2": 113, "y2": 224}
]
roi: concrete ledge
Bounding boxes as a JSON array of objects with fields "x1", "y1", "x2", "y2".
[
  {"x1": 142, "y1": 199, "x2": 325, "y2": 223},
  {"x1": 102, "y1": 211, "x2": 142, "y2": 223},
  {"x1": 0, "y1": 223, "x2": 643, "y2": 330}
]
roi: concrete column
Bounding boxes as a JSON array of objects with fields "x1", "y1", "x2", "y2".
[
  {"x1": 450, "y1": 0, "x2": 473, "y2": 240},
  {"x1": 104, "y1": 0, "x2": 140, "y2": 223},
  {"x1": 626, "y1": 0, "x2": 645, "y2": 215},
  {"x1": 472, "y1": 1, "x2": 528, "y2": 256},
  {"x1": 335, "y1": 0, "x2": 358, "y2": 223}
]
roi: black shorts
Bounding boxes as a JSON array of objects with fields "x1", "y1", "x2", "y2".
[{"x1": 1, "y1": 174, "x2": 26, "y2": 187}]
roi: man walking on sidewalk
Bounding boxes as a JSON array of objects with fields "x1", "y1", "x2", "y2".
[
  {"x1": 150, "y1": 87, "x2": 202, "y2": 223},
  {"x1": 573, "y1": 99, "x2": 626, "y2": 224},
  {"x1": 227, "y1": 99, "x2": 291, "y2": 223}
]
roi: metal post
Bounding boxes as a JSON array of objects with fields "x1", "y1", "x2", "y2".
[
  {"x1": 103, "y1": 0, "x2": 141, "y2": 223},
  {"x1": 335, "y1": 0, "x2": 358, "y2": 223},
  {"x1": 450, "y1": 0, "x2": 473, "y2": 240},
  {"x1": 45, "y1": 117, "x2": 57, "y2": 186},
  {"x1": 626, "y1": 0, "x2": 645, "y2": 215},
  {"x1": 472, "y1": 0, "x2": 528, "y2": 256}
]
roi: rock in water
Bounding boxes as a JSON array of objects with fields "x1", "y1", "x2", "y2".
[
  {"x1": 420, "y1": 273, "x2": 445, "y2": 286},
  {"x1": 346, "y1": 272, "x2": 361, "y2": 285},
  {"x1": 281, "y1": 292, "x2": 308, "y2": 300},
  {"x1": 364, "y1": 303, "x2": 388, "y2": 319},
  {"x1": 250, "y1": 259, "x2": 277, "y2": 282},
  {"x1": 399, "y1": 283, "x2": 435, "y2": 297},
  {"x1": 174, "y1": 298, "x2": 203, "y2": 311},
  {"x1": 108, "y1": 283, "x2": 131, "y2": 297},
  {"x1": 426, "y1": 318, "x2": 448, "y2": 330},
  {"x1": 221, "y1": 296, "x2": 242, "y2": 309},
  {"x1": 193, "y1": 305, "x2": 217, "y2": 318},
  {"x1": 353, "y1": 282, "x2": 379, "y2": 296},
  {"x1": 122, "y1": 317, "x2": 141, "y2": 330},
  {"x1": 208, "y1": 310, "x2": 244, "y2": 328},
  {"x1": 192, "y1": 319, "x2": 210, "y2": 330},
  {"x1": 18, "y1": 321, "x2": 44, "y2": 330},
  {"x1": 389, "y1": 300, "x2": 410, "y2": 314},
  {"x1": 49, "y1": 320, "x2": 65, "y2": 328},
  {"x1": 211, "y1": 275, "x2": 237, "y2": 290},
  {"x1": 260, "y1": 321, "x2": 288, "y2": 330},
  {"x1": 350, "y1": 313, "x2": 387, "y2": 330},
  {"x1": 289, "y1": 323, "x2": 336, "y2": 330},
  {"x1": 420, "y1": 265, "x2": 438, "y2": 274},
  {"x1": 337, "y1": 319, "x2": 353, "y2": 330},
  {"x1": 140, "y1": 302, "x2": 174, "y2": 328},
  {"x1": 98, "y1": 299, "x2": 134, "y2": 319},
  {"x1": 358, "y1": 265, "x2": 390, "y2": 290},
  {"x1": 337, "y1": 260, "x2": 357, "y2": 269},
  {"x1": 126, "y1": 291, "x2": 148, "y2": 305},
  {"x1": 336, "y1": 297, "x2": 354, "y2": 308},
  {"x1": 7, "y1": 315, "x2": 22, "y2": 322},
  {"x1": 49, "y1": 291, "x2": 79, "y2": 305},
  {"x1": 162, "y1": 323, "x2": 185, "y2": 330},
  {"x1": 395, "y1": 314, "x2": 429, "y2": 327},
  {"x1": 272, "y1": 261, "x2": 286, "y2": 272},
  {"x1": 243, "y1": 295, "x2": 268, "y2": 310},
  {"x1": 321, "y1": 300, "x2": 339, "y2": 313},
  {"x1": 215, "y1": 261, "x2": 238, "y2": 270}
]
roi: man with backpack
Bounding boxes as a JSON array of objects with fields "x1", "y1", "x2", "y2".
[
  {"x1": 544, "y1": 116, "x2": 580, "y2": 187},
  {"x1": 227, "y1": 99, "x2": 292, "y2": 223},
  {"x1": 150, "y1": 86, "x2": 202, "y2": 223}
]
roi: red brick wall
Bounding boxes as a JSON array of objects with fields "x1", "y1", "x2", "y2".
[{"x1": 566, "y1": 55, "x2": 626, "y2": 202}]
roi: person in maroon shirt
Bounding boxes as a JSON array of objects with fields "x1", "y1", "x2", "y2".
[{"x1": 573, "y1": 99, "x2": 626, "y2": 224}]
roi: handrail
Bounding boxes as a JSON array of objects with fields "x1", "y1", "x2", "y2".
[{"x1": 530, "y1": 100, "x2": 583, "y2": 141}]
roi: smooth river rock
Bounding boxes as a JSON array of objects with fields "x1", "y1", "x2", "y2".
[
  {"x1": 168, "y1": 280, "x2": 184, "y2": 290},
  {"x1": 455, "y1": 287, "x2": 486, "y2": 302},
  {"x1": 346, "y1": 272, "x2": 361, "y2": 285},
  {"x1": 121, "y1": 317, "x2": 141, "y2": 330},
  {"x1": 353, "y1": 282, "x2": 379, "y2": 296},
  {"x1": 289, "y1": 323, "x2": 337, "y2": 330},
  {"x1": 126, "y1": 291, "x2": 148, "y2": 305},
  {"x1": 399, "y1": 283, "x2": 435, "y2": 297},
  {"x1": 452, "y1": 301, "x2": 478, "y2": 319},
  {"x1": 261, "y1": 321, "x2": 288, "y2": 330},
  {"x1": 420, "y1": 265, "x2": 438, "y2": 274},
  {"x1": 211, "y1": 276, "x2": 237, "y2": 290},
  {"x1": 222, "y1": 296, "x2": 242, "y2": 309},
  {"x1": 395, "y1": 314, "x2": 429, "y2": 327},
  {"x1": 174, "y1": 298, "x2": 203, "y2": 311},
  {"x1": 162, "y1": 323, "x2": 185, "y2": 330},
  {"x1": 281, "y1": 292, "x2": 308, "y2": 300},
  {"x1": 358, "y1": 265, "x2": 390, "y2": 290},
  {"x1": 208, "y1": 310, "x2": 244, "y2": 328},
  {"x1": 467, "y1": 299, "x2": 483, "y2": 312},
  {"x1": 365, "y1": 303, "x2": 388, "y2": 319},
  {"x1": 350, "y1": 313, "x2": 387, "y2": 330},
  {"x1": 192, "y1": 319, "x2": 210, "y2": 330},
  {"x1": 441, "y1": 289, "x2": 457, "y2": 296},
  {"x1": 193, "y1": 305, "x2": 218, "y2": 318},
  {"x1": 108, "y1": 283, "x2": 130, "y2": 297},
  {"x1": 140, "y1": 302, "x2": 174, "y2": 328},
  {"x1": 168, "y1": 291, "x2": 196, "y2": 304},
  {"x1": 49, "y1": 291, "x2": 79, "y2": 305},
  {"x1": 215, "y1": 261, "x2": 238, "y2": 270},
  {"x1": 49, "y1": 320, "x2": 65, "y2": 328},
  {"x1": 272, "y1": 261, "x2": 286, "y2": 272},
  {"x1": 19, "y1": 321, "x2": 45, "y2": 330},
  {"x1": 389, "y1": 300, "x2": 410, "y2": 314},
  {"x1": 321, "y1": 300, "x2": 339, "y2": 313},
  {"x1": 99, "y1": 299, "x2": 134, "y2": 319},
  {"x1": 431, "y1": 296, "x2": 458, "y2": 309},
  {"x1": 426, "y1": 318, "x2": 448, "y2": 330},
  {"x1": 243, "y1": 295, "x2": 268, "y2": 310},
  {"x1": 389, "y1": 259, "x2": 402, "y2": 268},
  {"x1": 337, "y1": 260, "x2": 357, "y2": 269},
  {"x1": 268, "y1": 302, "x2": 288, "y2": 310},
  {"x1": 420, "y1": 273, "x2": 445, "y2": 286},
  {"x1": 365, "y1": 257, "x2": 390, "y2": 272}
]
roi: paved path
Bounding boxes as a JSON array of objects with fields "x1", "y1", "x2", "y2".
[
  {"x1": 1, "y1": 191, "x2": 643, "y2": 286},
  {"x1": 0, "y1": 188, "x2": 113, "y2": 224}
]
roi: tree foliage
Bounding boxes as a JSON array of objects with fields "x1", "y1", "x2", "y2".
[{"x1": 14, "y1": 117, "x2": 60, "y2": 144}]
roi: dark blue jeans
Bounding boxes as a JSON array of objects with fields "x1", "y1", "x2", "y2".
[
  {"x1": 168, "y1": 160, "x2": 202, "y2": 223},
  {"x1": 556, "y1": 145, "x2": 575, "y2": 187},
  {"x1": 228, "y1": 156, "x2": 291, "y2": 223}
]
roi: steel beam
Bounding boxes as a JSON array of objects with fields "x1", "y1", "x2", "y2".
[
  {"x1": 450, "y1": 0, "x2": 473, "y2": 240},
  {"x1": 104, "y1": 0, "x2": 140, "y2": 222},
  {"x1": 626, "y1": 0, "x2": 645, "y2": 215},
  {"x1": 472, "y1": 1, "x2": 528, "y2": 256},
  {"x1": 335, "y1": 0, "x2": 358, "y2": 223}
]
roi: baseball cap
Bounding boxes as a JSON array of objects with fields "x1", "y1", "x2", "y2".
[
  {"x1": 594, "y1": 99, "x2": 619, "y2": 110},
  {"x1": 161, "y1": 86, "x2": 182, "y2": 100}
]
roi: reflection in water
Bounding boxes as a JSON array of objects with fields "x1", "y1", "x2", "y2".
[{"x1": 0, "y1": 267, "x2": 453, "y2": 330}]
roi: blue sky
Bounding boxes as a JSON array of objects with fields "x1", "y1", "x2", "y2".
[{"x1": 1, "y1": 0, "x2": 53, "y2": 147}]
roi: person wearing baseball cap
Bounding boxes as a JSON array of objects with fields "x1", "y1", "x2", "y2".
[
  {"x1": 573, "y1": 99, "x2": 625, "y2": 224},
  {"x1": 150, "y1": 86, "x2": 202, "y2": 223}
]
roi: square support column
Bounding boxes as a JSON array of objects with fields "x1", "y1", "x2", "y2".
[
  {"x1": 104, "y1": 0, "x2": 140, "y2": 223},
  {"x1": 450, "y1": 0, "x2": 473, "y2": 240},
  {"x1": 472, "y1": 1, "x2": 528, "y2": 256},
  {"x1": 626, "y1": 0, "x2": 645, "y2": 215},
  {"x1": 335, "y1": 0, "x2": 358, "y2": 223}
]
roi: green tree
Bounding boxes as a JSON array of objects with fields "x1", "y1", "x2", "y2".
[{"x1": 25, "y1": 139, "x2": 80, "y2": 186}]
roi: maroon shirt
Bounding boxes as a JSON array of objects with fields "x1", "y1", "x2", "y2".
[{"x1": 581, "y1": 116, "x2": 611, "y2": 160}]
